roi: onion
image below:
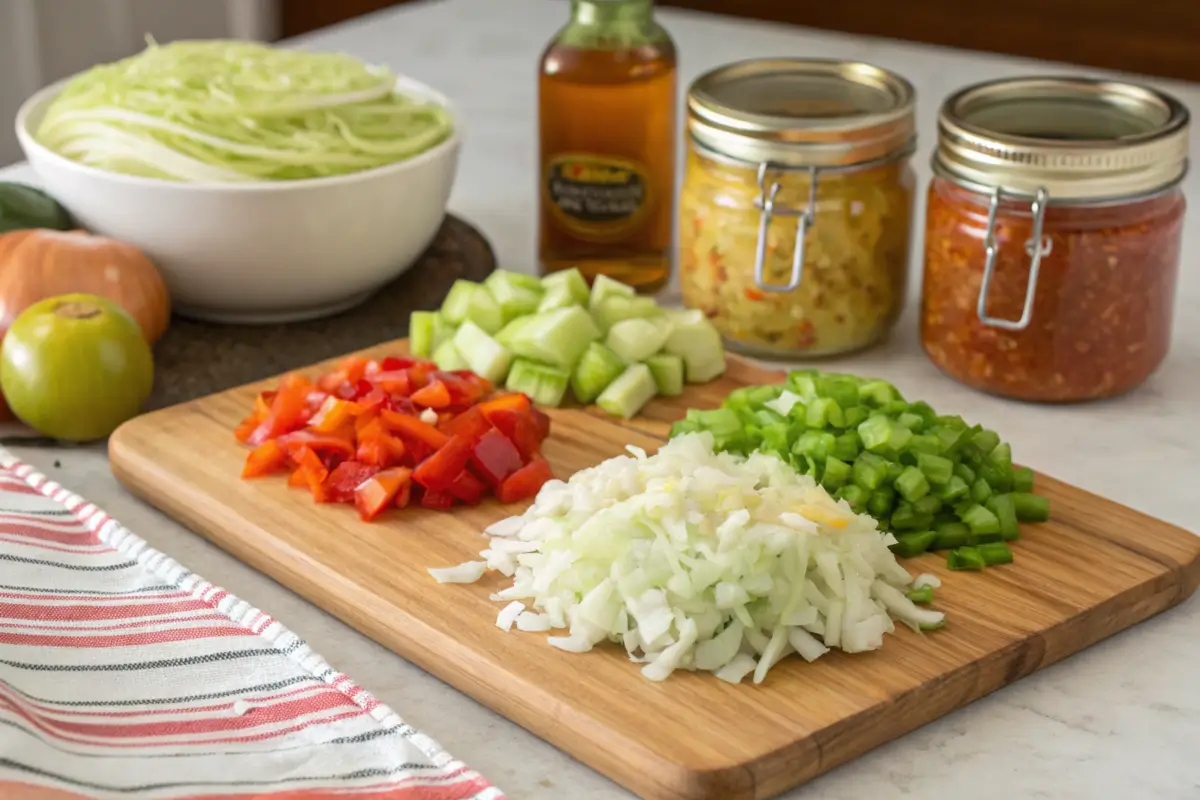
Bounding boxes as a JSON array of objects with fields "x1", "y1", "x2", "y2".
[{"x1": 431, "y1": 433, "x2": 945, "y2": 684}]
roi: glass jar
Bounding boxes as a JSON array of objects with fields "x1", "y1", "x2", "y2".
[
  {"x1": 679, "y1": 59, "x2": 917, "y2": 359},
  {"x1": 921, "y1": 77, "x2": 1190, "y2": 402}
]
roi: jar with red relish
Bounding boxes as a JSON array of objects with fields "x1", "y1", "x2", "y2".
[{"x1": 921, "y1": 77, "x2": 1190, "y2": 402}]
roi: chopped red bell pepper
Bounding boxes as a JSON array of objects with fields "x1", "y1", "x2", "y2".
[
  {"x1": 355, "y1": 387, "x2": 390, "y2": 414},
  {"x1": 450, "y1": 370, "x2": 493, "y2": 397},
  {"x1": 412, "y1": 434, "x2": 473, "y2": 493},
  {"x1": 411, "y1": 380, "x2": 452, "y2": 409},
  {"x1": 488, "y1": 409, "x2": 543, "y2": 461},
  {"x1": 275, "y1": 430, "x2": 356, "y2": 460},
  {"x1": 234, "y1": 415, "x2": 259, "y2": 444},
  {"x1": 242, "y1": 440, "x2": 289, "y2": 478},
  {"x1": 448, "y1": 469, "x2": 487, "y2": 505},
  {"x1": 368, "y1": 370, "x2": 412, "y2": 396},
  {"x1": 390, "y1": 396, "x2": 417, "y2": 417},
  {"x1": 294, "y1": 446, "x2": 329, "y2": 487},
  {"x1": 324, "y1": 461, "x2": 380, "y2": 504},
  {"x1": 309, "y1": 396, "x2": 361, "y2": 434},
  {"x1": 478, "y1": 392, "x2": 532, "y2": 422},
  {"x1": 529, "y1": 407, "x2": 552, "y2": 441},
  {"x1": 395, "y1": 479, "x2": 413, "y2": 509},
  {"x1": 237, "y1": 355, "x2": 556, "y2": 521},
  {"x1": 406, "y1": 363, "x2": 434, "y2": 390},
  {"x1": 247, "y1": 375, "x2": 312, "y2": 446},
  {"x1": 318, "y1": 356, "x2": 370, "y2": 392},
  {"x1": 356, "y1": 421, "x2": 407, "y2": 467},
  {"x1": 497, "y1": 458, "x2": 554, "y2": 504},
  {"x1": 381, "y1": 410, "x2": 449, "y2": 450},
  {"x1": 355, "y1": 413, "x2": 383, "y2": 438},
  {"x1": 254, "y1": 391, "x2": 276, "y2": 419},
  {"x1": 441, "y1": 405, "x2": 492, "y2": 442},
  {"x1": 354, "y1": 467, "x2": 413, "y2": 521},
  {"x1": 405, "y1": 438, "x2": 435, "y2": 465},
  {"x1": 470, "y1": 429, "x2": 524, "y2": 487},
  {"x1": 380, "y1": 356, "x2": 416, "y2": 372},
  {"x1": 420, "y1": 489, "x2": 455, "y2": 510},
  {"x1": 432, "y1": 371, "x2": 483, "y2": 406}
]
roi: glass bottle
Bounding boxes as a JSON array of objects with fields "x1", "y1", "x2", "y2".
[{"x1": 537, "y1": 0, "x2": 677, "y2": 293}]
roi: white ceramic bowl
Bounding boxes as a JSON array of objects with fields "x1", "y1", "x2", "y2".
[{"x1": 14, "y1": 76, "x2": 461, "y2": 324}]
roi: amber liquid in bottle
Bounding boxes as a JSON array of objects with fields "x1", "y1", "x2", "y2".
[{"x1": 538, "y1": 0, "x2": 677, "y2": 293}]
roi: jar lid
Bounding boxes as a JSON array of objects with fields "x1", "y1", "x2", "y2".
[
  {"x1": 685, "y1": 59, "x2": 916, "y2": 168},
  {"x1": 934, "y1": 76, "x2": 1190, "y2": 200}
]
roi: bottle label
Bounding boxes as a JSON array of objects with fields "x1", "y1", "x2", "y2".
[{"x1": 543, "y1": 153, "x2": 651, "y2": 241}]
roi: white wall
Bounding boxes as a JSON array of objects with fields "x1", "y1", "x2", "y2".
[{"x1": 0, "y1": 0, "x2": 279, "y2": 166}]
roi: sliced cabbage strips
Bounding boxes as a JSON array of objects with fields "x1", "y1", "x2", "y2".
[
  {"x1": 429, "y1": 432, "x2": 944, "y2": 684},
  {"x1": 36, "y1": 40, "x2": 454, "y2": 182}
]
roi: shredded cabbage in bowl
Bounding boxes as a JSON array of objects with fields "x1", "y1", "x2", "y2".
[{"x1": 34, "y1": 39, "x2": 455, "y2": 183}]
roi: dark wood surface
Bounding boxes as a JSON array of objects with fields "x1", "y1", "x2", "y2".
[
  {"x1": 110, "y1": 347, "x2": 1200, "y2": 800},
  {"x1": 659, "y1": 0, "x2": 1200, "y2": 83},
  {"x1": 145, "y1": 214, "x2": 495, "y2": 411},
  {"x1": 280, "y1": 0, "x2": 419, "y2": 37},
  {"x1": 278, "y1": 0, "x2": 1200, "y2": 82}
]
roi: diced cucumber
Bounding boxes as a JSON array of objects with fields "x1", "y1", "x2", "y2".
[
  {"x1": 440, "y1": 279, "x2": 503, "y2": 334},
  {"x1": 465, "y1": 287, "x2": 504, "y2": 334},
  {"x1": 537, "y1": 282, "x2": 580, "y2": 313},
  {"x1": 432, "y1": 339, "x2": 469, "y2": 371},
  {"x1": 409, "y1": 311, "x2": 439, "y2": 358},
  {"x1": 663, "y1": 310, "x2": 726, "y2": 383},
  {"x1": 486, "y1": 269, "x2": 543, "y2": 294},
  {"x1": 485, "y1": 270, "x2": 543, "y2": 322},
  {"x1": 542, "y1": 267, "x2": 591, "y2": 306},
  {"x1": 571, "y1": 342, "x2": 626, "y2": 403},
  {"x1": 645, "y1": 353, "x2": 684, "y2": 396},
  {"x1": 431, "y1": 314, "x2": 455, "y2": 354},
  {"x1": 453, "y1": 321, "x2": 513, "y2": 384},
  {"x1": 571, "y1": 342, "x2": 626, "y2": 404},
  {"x1": 597, "y1": 363, "x2": 657, "y2": 419},
  {"x1": 495, "y1": 315, "x2": 535, "y2": 348},
  {"x1": 606, "y1": 318, "x2": 671, "y2": 363},
  {"x1": 592, "y1": 295, "x2": 663, "y2": 333},
  {"x1": 506, "y1": 358, "x2": 570, "y2": 407},
  {"x1": 440, "y1": 279, "x2": 478, "y2": 325},
  {"x1": 588, "y1": 274, "x2": 635, "y2": 316},
  {"x1": 507, "y1": 306, "x2": 600, "y2": 371}
]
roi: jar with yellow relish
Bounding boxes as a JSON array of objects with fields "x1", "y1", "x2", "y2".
[
  {"x1": 922, "y1": 77, "x2": 1189, "y2": 402},
  {"x1": 679, "y1": 59, "x2": 917, "y2": 358}
]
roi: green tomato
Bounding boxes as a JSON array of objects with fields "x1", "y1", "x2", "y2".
[{"x1": 1, "y1": 293, "x2": 153, "y2": 442}]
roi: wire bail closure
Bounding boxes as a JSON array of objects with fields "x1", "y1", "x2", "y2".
[
  {"x1": 976, "y1": 187, "x2": 1052, "y2": 331},
  {"x1": 753, "y1": 162, "x2": 818, "y2": 293}
]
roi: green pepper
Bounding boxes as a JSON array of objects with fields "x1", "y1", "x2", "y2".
[
  {"x1": 947, "y1": 546, "x2": 986, "y2": 571},
  {"x1": 891, "y1": 530, "x2": 936, "y2": 558}
]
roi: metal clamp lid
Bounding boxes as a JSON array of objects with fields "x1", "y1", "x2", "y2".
[
  {"x1": 976, "y1": 187, "x2": 1052, "y2": 330},
  {"x1": 745, "y1": 143, "x2": 915, "y2": 293},
  {"x1": 753, "y1": 164, "x2": 816, "y2": 293},
  {"x1": 934, "y1": 76, "x2": 1190, "y2": 202}
]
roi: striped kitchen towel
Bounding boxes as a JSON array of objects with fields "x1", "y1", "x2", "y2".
[{"x1": 0, "y1": 448, "x2": 504, "y2": 800}]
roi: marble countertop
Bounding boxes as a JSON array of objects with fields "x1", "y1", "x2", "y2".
[{"x1": 3, "y1": 1, "x2": 1199, "y2": 797}]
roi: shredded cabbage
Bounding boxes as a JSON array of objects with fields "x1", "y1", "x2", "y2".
[
  {"x1": 429, "y1": 432, "x2": 945, "y2": 684},
  {"x1": 35, "y1": 39, "x2": 454, "y2": 182}
]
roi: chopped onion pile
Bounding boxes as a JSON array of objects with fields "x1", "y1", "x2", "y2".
[
  {"x1": 429, "y1": 432, "x2": 944, "y2": 684},
  {"x1": 36, "y1": 40, "x2": 454, "y2": 182}
]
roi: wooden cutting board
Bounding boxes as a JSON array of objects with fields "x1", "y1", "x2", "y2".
[{"x1": 108, "y1": 341, "x2": 1200, "y2": 800}]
